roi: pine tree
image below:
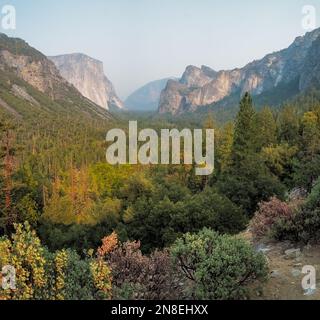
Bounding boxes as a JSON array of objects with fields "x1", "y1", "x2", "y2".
[
  {"x1": 218, "y1": 94, "x2": 285, "y2": 215},
  {"x1": 231, "y1": 92, "x2": 256, "y2": 165}
]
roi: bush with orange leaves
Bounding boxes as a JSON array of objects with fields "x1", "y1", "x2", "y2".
[{"x1": 97, "y1": 232, "x2": 118, "y2": 258}]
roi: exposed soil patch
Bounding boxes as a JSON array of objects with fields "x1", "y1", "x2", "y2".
[{"x1": 243, "y1": 231, "x2": 320, "y2": 300}]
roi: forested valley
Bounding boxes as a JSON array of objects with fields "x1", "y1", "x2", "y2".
[{"x1": 1, "y1": 87, "x2": 320, "y2": 300}]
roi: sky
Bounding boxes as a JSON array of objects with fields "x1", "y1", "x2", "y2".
[{"x1": 1, "y1": 0, "x2": 320, "y2": 99}]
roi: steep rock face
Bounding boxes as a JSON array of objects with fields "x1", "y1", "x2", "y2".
[
  {"x1": 159, "y1": 28, "x2": 320, "y2": 115},
  {"x1": 49, "y1": 54, "x2": 123, "y2": 110},
  {"x1": 125, "y1": 78, "x2": 176, "y2": 111}
]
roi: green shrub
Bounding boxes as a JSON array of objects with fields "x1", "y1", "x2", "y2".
[{"x1": 171, "y1": 228, "x2": 268, "y2": 300}]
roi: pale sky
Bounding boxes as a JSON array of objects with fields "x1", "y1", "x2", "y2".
[{"x1": 2, "y1": 0, "x2": 320, "y2": 99}]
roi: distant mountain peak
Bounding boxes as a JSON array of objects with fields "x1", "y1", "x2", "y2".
[
  {"x1": 49, "y1": 53, "x2": 123, "y2": 110},
  {"x1": 125, "y1": 78, "x2": 177, "y2": 111}
]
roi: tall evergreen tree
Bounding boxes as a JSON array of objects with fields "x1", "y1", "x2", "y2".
[
  {"x1": 231, "y1": 92, "x2": 256, "y2": 165},
  {"x1": 218, "y1": 93, "x2": 285, "y2": 216}
]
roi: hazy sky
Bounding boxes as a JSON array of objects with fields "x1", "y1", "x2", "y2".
[{"x1": 2, "y1": 0, "x2": 320, "y2": 99}]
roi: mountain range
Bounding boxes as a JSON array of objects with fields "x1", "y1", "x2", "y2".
[
  {"x1": 2, "y1": 28, "x2": 320, "y2": 122},
  {"x1": 159, "y1": 28, "x2": 320, "y2": 115}
]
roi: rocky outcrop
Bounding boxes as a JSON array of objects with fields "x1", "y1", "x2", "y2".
[
  {"x1": 159, "y1": 28, "x2": 320, "y2": 115},
  {"x1": 125, "y1": 78, "x2": 176, "y2": 111},
  {"x1": 49, "y1": 53, "x2": 123, "y2": 110},
  {"x1": 0, "y1": 48, "x2": 68, "y2": 100}
]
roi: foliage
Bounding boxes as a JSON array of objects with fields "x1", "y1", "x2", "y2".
[
  {"x1": 0, "y1": 85, "x2": 320, "y2": 300},
  {"x1": 292, "y1": 110, "x2": 320, "y2": 190},
  {"x1": 217, "y1": 94, "x2": 287, "y2": 216},
  {"x1": 261, "y1": 143, "x2": 298, "y2": 182},
  {"x1": 171, "y1": 228, "x2": 268, "y2": 300},
  {"x1": 272, "y1": 178, "x2": 320, "y2": 243},
  {"x1": 0, "y1": 222, "x2": 112, "y2": 300},
  {"x1": 215, "y1": 122, "x2": 234, "y2": 173},
  {"x1": 126, "y1": 187, "x2": 247, "y2": 252},
  {"x1": 90, "y1": 259, "x2": 112, "y2": 300},
  {"x1": 101, "y1": 235, "x2": 185, "y2": 300},
  {"x1": 217, "y1": 156, "x2": 286, "y2": 216},
  {"x1": 231, "y1": 92, "x2": 257, "y2": 164},
  {"x1": 97, "y1": 232, "x2": 118, "y2": 258},
  {"x1": 53, "y1": 250, "x2": 68, "y2": 300},
  {"x1": 250, "y1": 197, "x2": 294, "y2": 240},
  {"x1": 0, "y1": 222, "x2": 46, "y2": 300}
]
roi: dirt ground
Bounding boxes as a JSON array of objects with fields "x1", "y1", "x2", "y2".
[{"x1": 242, "y1": 232, "x2": 320, "y2": 300}]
